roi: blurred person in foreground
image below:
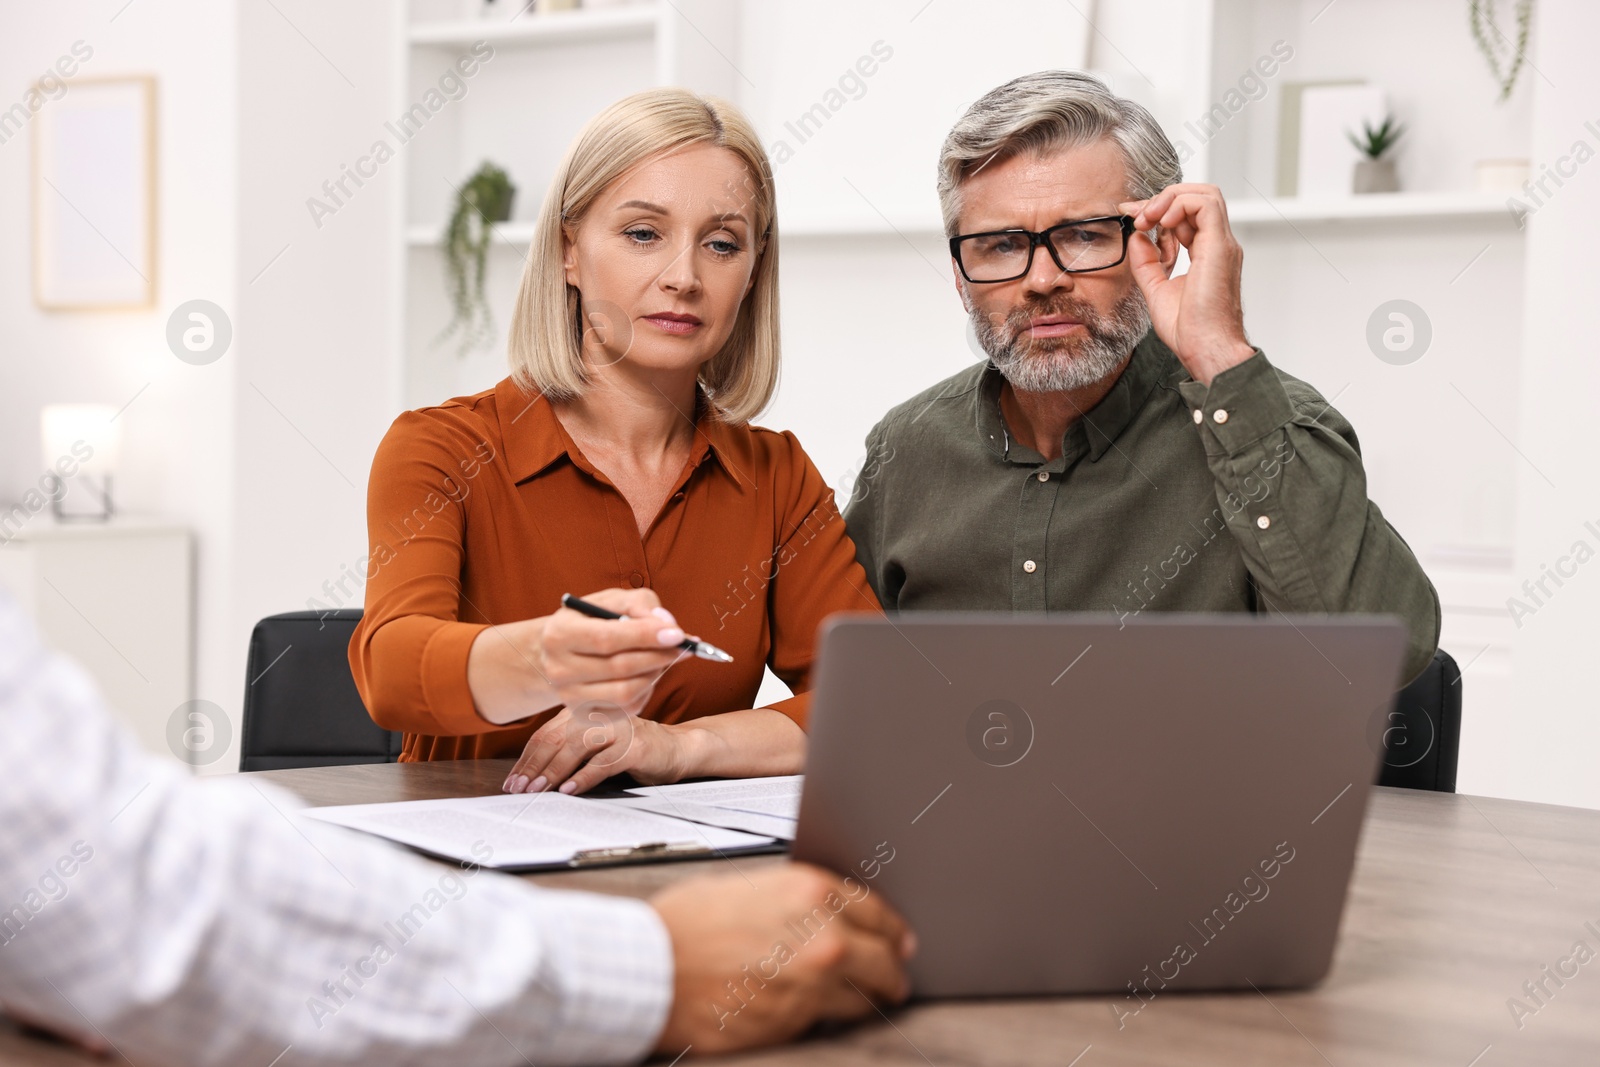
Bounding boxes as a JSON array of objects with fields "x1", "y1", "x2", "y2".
[{"x1": 0, "y1": 590, "x2": 911, "y2": 1065}]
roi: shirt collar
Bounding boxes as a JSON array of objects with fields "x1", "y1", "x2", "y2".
[
  {"x1": 696, "y1": 405, "x2": 756, "y2": 493},
  {"x1": 975, "y1": 327, "x2": 1173, "y2": 464},
  {"x1": 495, "y1": 377, "x2": 753, "y2": 492}
]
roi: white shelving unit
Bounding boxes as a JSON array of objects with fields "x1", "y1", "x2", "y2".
[
  {"x1": 403, "y1": 191, "x2": 1520, "y2": 243},
  {"x1": 399, "y1": 0, "x2": 739, "y2": 408},
  {"x1": 1186, "y1": 0, "x2": 1533, "y2": 763},
  {"x1": 409, "y1": 6, "x2": 659, "y2": 47},
  {"x1": 1227, "y1": 190, "x2": 1517, "y2": 226}
]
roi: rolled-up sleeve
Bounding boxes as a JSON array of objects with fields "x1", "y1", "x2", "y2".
[{"x1": 349, "y1": 412, "x2": 495, "y2": 736}]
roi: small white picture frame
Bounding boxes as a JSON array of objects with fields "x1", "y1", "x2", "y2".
[{"x1": 32, "y1": 76, "x2": 157, "y2": 311}]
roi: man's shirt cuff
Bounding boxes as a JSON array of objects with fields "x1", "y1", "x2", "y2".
[{"x1": 1177, "y1": 349, "x2": 1298, "y2": 455}]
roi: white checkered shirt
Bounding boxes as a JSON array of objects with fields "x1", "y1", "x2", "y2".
[{"x1": 0, "y1": 592, "x2": 673, "y2": 1065}]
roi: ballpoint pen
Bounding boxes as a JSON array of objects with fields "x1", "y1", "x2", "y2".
[{"x1": 559, "y1": 593, "x2": 734, "y2": 663}]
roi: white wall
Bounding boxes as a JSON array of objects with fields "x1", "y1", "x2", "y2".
[
  {"x1": 733, "y1": 0, "x2": 1096, "y2": 486},
  {"x1": 0, "y1": 0, "x2": 238, "y2": 757},
  {"x1": 736, "y1": 1, "x2": 1090, "y2": 231},
  {"x1": 1505, "y1": 0, "x2": 1600, "y2": 809},
  {"x1": 0, "y1": 0, "x2": 398, "y2": 772},
  {"x1": 227, "y1": 0, "x2": 401, "y2": 771}
]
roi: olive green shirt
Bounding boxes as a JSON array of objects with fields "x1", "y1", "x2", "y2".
[{"x1": 843, "y1": 329, "x2": 1440, "y2": 684}]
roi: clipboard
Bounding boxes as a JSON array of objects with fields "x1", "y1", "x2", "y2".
[
  {"x1": 301, "y1": 792, "x2": 786, "y2": 872},
  {"x1": 564, "y1": 838, "x2": 785, "y2": 870},
  {"x1": 376, "y1": 836, "x2": 788, "y2": 874}
]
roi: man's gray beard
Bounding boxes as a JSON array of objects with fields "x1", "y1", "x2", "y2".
[{"x1": 972, "y1": 289, "x2": 1151, "y2": 393}]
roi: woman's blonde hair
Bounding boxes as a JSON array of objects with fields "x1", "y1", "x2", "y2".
[{"x1": 507, "y1": 88, "x2": 780, "y2": 424}]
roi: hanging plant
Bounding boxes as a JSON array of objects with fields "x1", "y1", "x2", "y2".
[
  {"x1": 1468, "y1": 0, "x2": 1535, "y2": 102},
  {"x1": 436, "y1": 161, "x2": 516, "y2": 356}
]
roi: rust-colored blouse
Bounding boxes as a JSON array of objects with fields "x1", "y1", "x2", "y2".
[{"x1": 349, "y1": 376, "x2": 879, "y2": 761}]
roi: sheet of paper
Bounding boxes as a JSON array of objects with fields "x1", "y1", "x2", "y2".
[
  {"x1": 600, "y1": 796, "x2": 798, "y2": 841},
  {"x1": 625, "y1": 774, "x2": 804, "y2": 820},
  {"x1": 303, "y1": 793, "x2": 773, "y2": 869}
]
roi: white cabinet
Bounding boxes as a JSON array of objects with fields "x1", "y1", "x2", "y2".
[{"x1": 0, "y1": 519, "x2": 193, "y2": 760}]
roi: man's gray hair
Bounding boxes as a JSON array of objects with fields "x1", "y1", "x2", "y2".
[{"x1": 937, "y1": 70, "x2": 1182, "y2": 237}]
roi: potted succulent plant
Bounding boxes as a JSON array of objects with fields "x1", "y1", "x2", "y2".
[
  {"x1": 1348, "y1": 115, "x2": 1404, "y2": 194},
  {"x1": 437, "y1": 161, "x2": 516, "y2": 356}
]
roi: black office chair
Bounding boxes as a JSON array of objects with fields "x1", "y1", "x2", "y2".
[
  {"x1": 1374, "y1": 649, "x2": 1462, "y2": 792},
  {"x1": 238, "y1": 609, "x2": 402, "y2": 771}
]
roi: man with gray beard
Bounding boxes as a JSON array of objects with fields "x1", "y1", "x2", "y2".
[{"x1": 843, "y1": 71, "x2": 1439, "y2": 684}]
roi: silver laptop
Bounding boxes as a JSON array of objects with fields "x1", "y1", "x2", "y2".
[{"x1": 792, "y1": 613, "x2": 1408, "y2": 999}]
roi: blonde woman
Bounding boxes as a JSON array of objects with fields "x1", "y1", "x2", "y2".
[{"x1": 350, "y1": 88, "x2": 878, "y2": 796}]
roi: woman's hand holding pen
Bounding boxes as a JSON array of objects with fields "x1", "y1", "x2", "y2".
[
  {"x1": 465, "y1": 587, "x2": 713, "y2": 794},
  {"x1": 534, "y1": 587, "x2": 692, "y2": 716},
  {"x1": 469, "y1": 587, "x2": 804, "y2": 794},
  {"x1": 466, "y1": 587, "x2": 689, "y2": 729}
]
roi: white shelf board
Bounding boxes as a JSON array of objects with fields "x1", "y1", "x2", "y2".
[
  {"x1": 1228, "y1": 191, "x2": 1517, "y2": 226},
  {"x1": 405, "y1": 191, "x2": 1518, "y2": 246},
  {"x1": 408, "y1": 221, "x2": 537, "y2": 246},
  {"x1": 409, "y1": 6, "x2": 658, "y2": 48}
]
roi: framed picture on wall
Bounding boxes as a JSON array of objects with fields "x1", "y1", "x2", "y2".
[{"x1": 32, "y1": 75, "x2": 157, "y2": 311}]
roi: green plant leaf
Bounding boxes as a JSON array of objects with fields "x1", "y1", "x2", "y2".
[
  {"x1": 1348, "y1": 113, "x2": 1405, "y2": 159},
  {"x1": 1469, "y1": 0, "x2": 1535, "y2": 102},
  {"x1": 436, "y1": 160, "x2": 518, "y2": 357}
]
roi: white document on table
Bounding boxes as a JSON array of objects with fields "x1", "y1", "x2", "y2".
[
  {"x1": 624, "y1": 774, "x2": 805, "y2": 820},
  {"x1": 600, "y1": 795, "x2": 798, "y2": 841},
  {"x1": 303, "y1": 792, "x2": 775, "y2": 870}
]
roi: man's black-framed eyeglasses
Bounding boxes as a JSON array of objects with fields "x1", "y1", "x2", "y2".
[{"x1": 949, "y1": 215, "x2": 1136, "y2": 283}]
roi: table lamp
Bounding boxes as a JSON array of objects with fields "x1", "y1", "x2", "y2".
[{"x1": 40, "y1": 404, "x2": 121, "y2": 521}]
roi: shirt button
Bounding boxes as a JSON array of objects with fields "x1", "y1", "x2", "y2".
[
  {"x1": 1192, "y1": 408, "x2": 1203, "y2": 424},
  {"x1": 1023, "y1": 559, "x2": 1037, "y2": 573},
  {"x1": 1256, "y1": 515, "x2": 1271, "y2": 530},
  {"x1": 1036, "y1": 471, "x2": 1050, "y2": 482},
  {"x1": 628, "y1": 571, "x2": 646, "y2": 588},
  {"x1": 1213, "y1": 409, "x2": 1230, "y2": 424}
]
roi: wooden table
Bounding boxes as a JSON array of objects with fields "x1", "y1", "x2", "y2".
[{"x1": 7, "y1": 761, "x2": 1599, "y2": 1065}]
